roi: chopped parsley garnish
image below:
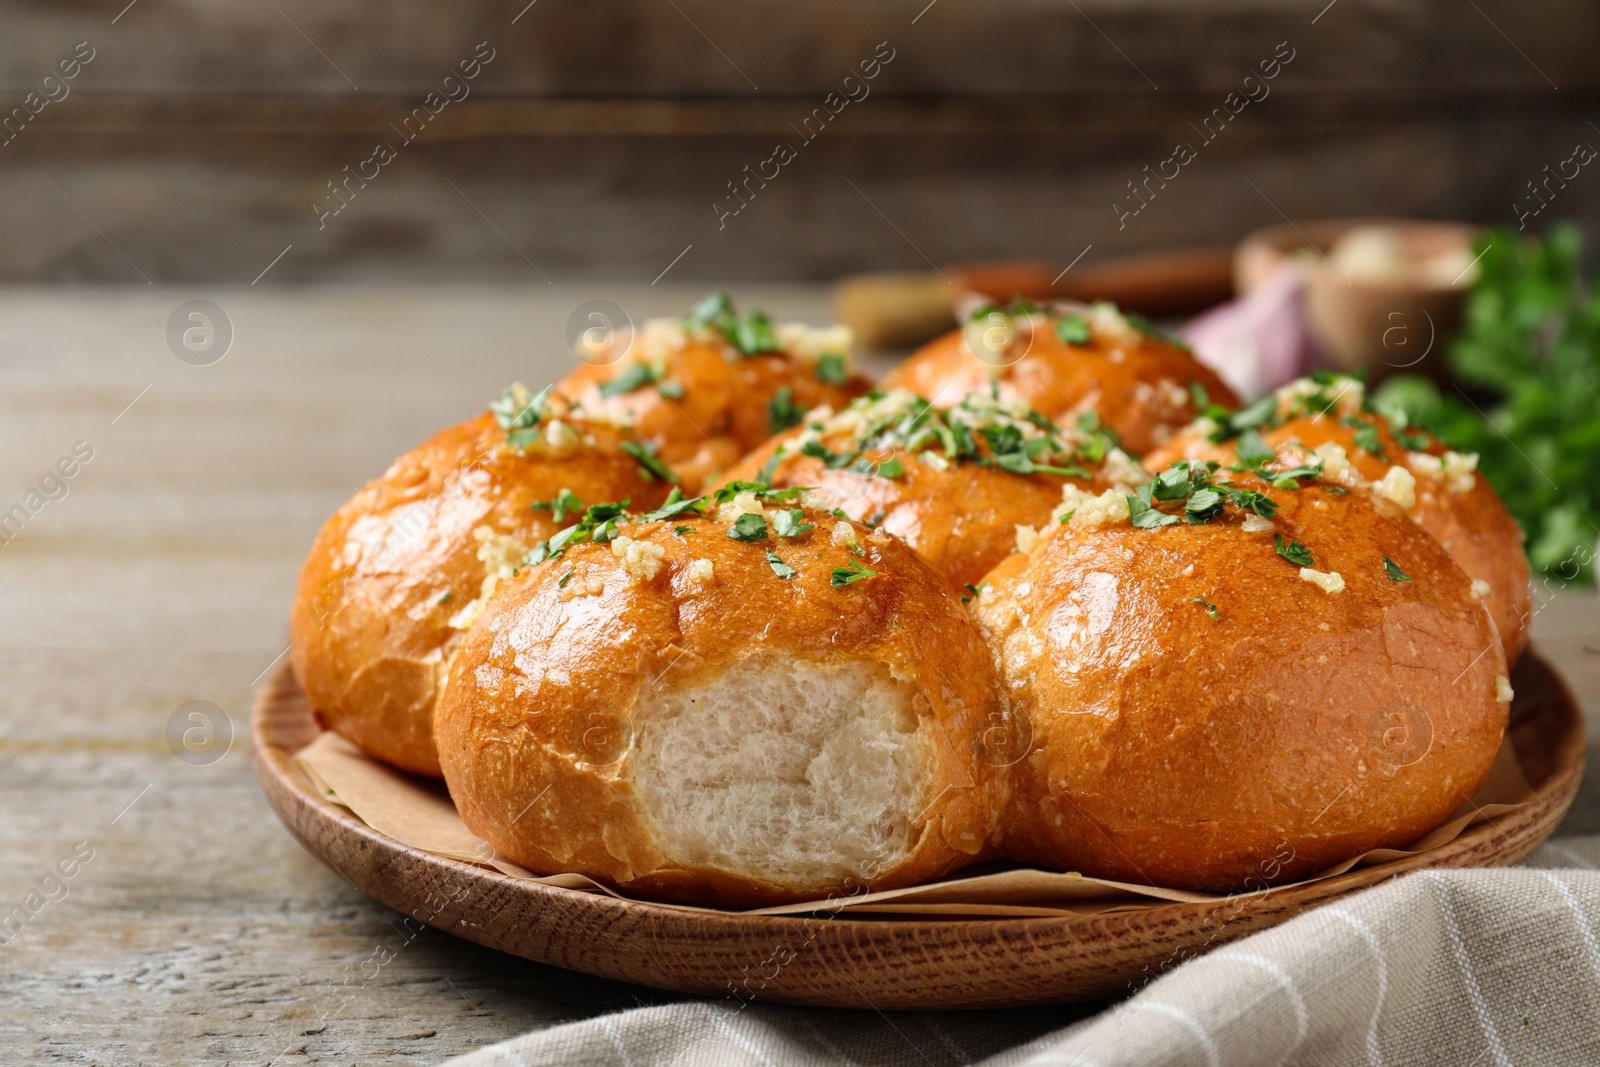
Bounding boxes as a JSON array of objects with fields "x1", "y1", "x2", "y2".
[
  {"x1": 531, "y1": 487, "x2": 583, "y2": 524},
  {"x1": 490, "y1": 383, "x2": 550, "y2": 431},
  {"x1": 1392, "y1": 425, "x2": 1432, "y2": 451},
  {"x1": 640, "y1": 487, "x2": 702, "y2": 522},
  {"x1": 961, "y1": 581, "x2": 989, "y2": 603},
  {"x1": 1192, "y1": 597, "x2": 1219, "y2": 618},
  {"x1": 773, "y1": 508, "x2": 814, "y2": 538},
  {"x1": 765, "y1": 550, "x2": 797, "y2": 580},
  {"x1": 1124, "y1": 311, "x2": 1191, "y2": 351},
  {"x1": 1208, "y1": 392, "x2": 1279, "y2": 442},
  {"x1": 816, "y1": 352, "x2": 848, "y2": 384},
  {"x1": 1234, "y1": 429, "x2": 1276, "y2": 468},
  {"x1": 673, "y1": 525, "x2": 694, "y2": 536},
  {"x1": 768, "y1": 385, "x2": 803, "y2": 433},
  {"x1": 1055, "y1": 315, "x2": 1091, "y2": 345},
  {"x1": 1128, "y1": 493, "x2": 1180, "y2": 528},
  {"x1": 1325, "y1": 486, "x2": 1351, "y2": 494},
  {"x1": 727, "y1": 512, "x2": 769, "y2": 542},
  {"x1": 1383, "y1": 556, "x2": 1412, "y2": 581},
  {"x1": 1275, "y1": 534, "x2": 1314, "y2": 567},
  {"x1": 1126, "y1": 460, "x2": 1280, "y2": 528},
  {"x1": 620, "y1": 440, "x2": 677, "y2": 483},
  {"x1": 599, "y1": 362, "x2": 659, "y2": 397},
  {"x1": 557, "y1": 568, "x2": 575, "y2": 588},
  {"x1": 1342, "y1": 415, "x2": 1387, "y2": 459},
  {"x1": 655, "y1": 379, "x2": 686, "y2": 399},
  {"x1": 831, "y1": 560, "x2": 878, "y2": 587},
  {"x1": 436, "y1": 590, "x2": 453, "y2": 605},
  {"x1": 682, "y1": 292, "x2": 781, "y2": 356},
  {"x1": 875, "y1": 457, "x2": 905, "y2": 478}
]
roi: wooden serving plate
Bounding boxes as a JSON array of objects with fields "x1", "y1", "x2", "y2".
[{"x1": 253, "y1": 654, "x2": 1584, "y2": 1010}]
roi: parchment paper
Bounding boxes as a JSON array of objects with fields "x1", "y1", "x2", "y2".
[{"x1": 293, "y1": 730, "x2": 1533, "y2": 918}]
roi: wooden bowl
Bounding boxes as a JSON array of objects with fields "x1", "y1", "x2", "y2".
[
  {"x1": 253, "y1": 655, "x2": 1584, "y2": 1010},
  {"x1": 1236, "y1": 217, "x2": 1481, "y2": 386}
]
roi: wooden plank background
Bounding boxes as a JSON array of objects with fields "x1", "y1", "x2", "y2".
[
  {"x1": 0, "y1": 283, "x2": 1595, "y2": 1063},
  {"x1": 0, "y1": 0, "x2": 1597, "y2": 283}
]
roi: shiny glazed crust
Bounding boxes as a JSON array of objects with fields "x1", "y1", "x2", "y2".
[
  {"x1": 971, "y1": 484, "x2": 1509, "y2": 891},
  {"x1": 290, "y1": 410, "x2": 672, "y2": 776},
  {"x1": 1146, "y1": 411, "x2": 1531, "y2": 664},
  {"x1": 433, "y1": 510, "x2": 1006, "y2": 907}
]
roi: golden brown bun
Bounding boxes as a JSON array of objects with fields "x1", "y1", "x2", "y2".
[
  {"x1": 558, "y1": 332, "x2": 869, "y2": 492},
  {"x1": 1146, "y1": 394, "x2": 1530, "y2": 664},
  {"x1": 973, "y1": 482, "x2": 1510, "y2": 892},
  {"x1": 880, "y1": 305, "x2": 1237, "y2": 455},
  {"x1": 434, "y1": 503, "x2": 1006, "y2": 907},
  {"x1": 720, "y1": 390, "x2": 1143, "y2": 589},
  {"x1": 290, "y1": 405, "x2": 672, "y2": 776}
]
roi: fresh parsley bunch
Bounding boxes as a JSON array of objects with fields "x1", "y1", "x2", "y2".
[{"x1": 1374, "y1": 225, "x2": 1600, "y2": 585}]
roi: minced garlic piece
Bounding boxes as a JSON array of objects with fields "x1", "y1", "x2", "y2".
[
  {"x1": 1407, "y1": 451, "x2": 1443, "y2": 478},
  {"x1": 690, "y1": 558, "x2": 714, "y2": 583},
  {"x1": 1101, "y1": 448, "x2": 1147, "y2": 489},
  {"x1": 775, "y1": 323, "x2": 854, "y2": 367},
  {"x1": 1471, "y1": 579, "x2": 1492, "y2": 598},
  {"x1": 1067, "y1": 488, "x2": 1132, "y2": 527},
  {"x1": 451, "y1": 526, "x2": 533, "y2": 627},
  {"x1": 1441, "y1": 451, "x2": 1478, "y2": 493},
  {"x1": 1014, "y1": 524, "x2": 1041, "y2": 553},
  {"x1": 1085, "y1": 301, "x2": 1139, "y2": 344},
  {"x1": 638, "y1": 317, "x2": 687, "y2": 360},
  {"x1": 544, "y1": 418, "x2": 581, "y2": 450},
  {"x1": 1053, "y1": 484, "x2": 1092, "y2": 522},
  {"x1": 1241, "y1": 513, "x2": 1275, "y2": 533},
  {"x1": 609, "y1": 535, "x2": 666, "y2": 581},
  {"x1": 1156, "y1": 378, "x2": 1189, "y2": 410},
  {"x1": 1377, "y1": 465, "x2": 1416, "y2": 508},
  {"x1": 830, "y1": 520, "x2": 858, "y2": 547},
  {"x1": 716, "y1": 490, "x2": 766, "y2": 523},
  {"x1": 1495, "y1": 675, "x2": 1515, "y2": 703},
  {"x1": 1313, "y1": 443, "x2": 1363, "y2": 486},
  {"x1": 799, "y1": 491, "x2": 834, "y2": 513},
  {"x1": 1408, "y1": 450, "x2": 1478, "y2": 493},
  {"x1": 1299, "y1": 567, "x2": 1345, "y2": 594}
]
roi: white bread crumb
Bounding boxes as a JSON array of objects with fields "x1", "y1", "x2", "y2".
[{"x1": 1495, "y1": 675, "x2": 1514, "y2": 703}]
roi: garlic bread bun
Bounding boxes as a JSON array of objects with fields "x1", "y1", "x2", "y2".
[
  {"x1": 433, "y1": 485, "x2": 1006, "y2": 907},
  {"x1": 557, "y1": 293, "x2": 871, "y2": 492},
  {"x1": 880, "y1": 301, "x2": 1237, "y2": 455},
  {"x1": 1145, "y1": 373, "x2": 1530, "y2": 664},
  {"x1": 290, "y1": 384, "x2": 674, "y2": 776},
  {"x1": 720, "y1": 388, "x2": 1147, "y2": 589},
  {"x1": 972, "y1": 461, "x2": 1510, "y2": 892}
]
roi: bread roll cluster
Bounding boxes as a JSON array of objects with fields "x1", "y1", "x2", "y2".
[{"x1": 291, "y1": 295, "x2": 1520, "y2": 904}]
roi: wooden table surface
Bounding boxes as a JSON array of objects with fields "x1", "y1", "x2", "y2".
[{"x1": 1, "y1": 285, "x2": 1595, "y2": 1066}]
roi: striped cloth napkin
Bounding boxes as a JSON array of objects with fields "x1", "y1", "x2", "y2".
[{"x1": 442, "y1": 834, "x2": 1600, "y2": 1067}]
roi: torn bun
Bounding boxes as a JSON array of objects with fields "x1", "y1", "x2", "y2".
[
  {"x1": 1146, "y1": 374, "x2": 1531, "y2": 663},
  {"x1": 290, "y1": 385, "x2": 673, "y2": 776},
  {"x1": 556, "y1": 294, "x2": 871, "y2": 491},
  {"x1": 720, "y1": 388, "x2": 1147, "y2": 589},
  {"x1": 881, "y1": 301, "x2": 1236, "y2": 455},
  {"x1": 972, "y1": 464, "x2": 1509, "y2": 892},
  {"x1": 433, "y1": 489, "x2": 1005, "y2": 907}
]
